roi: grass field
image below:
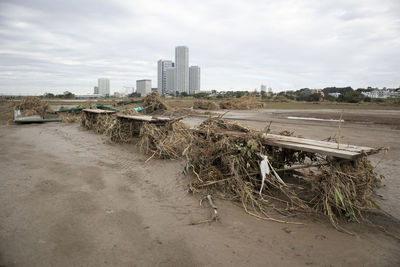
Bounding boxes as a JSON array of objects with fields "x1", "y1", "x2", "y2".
[{"x1": 1, "y1": 97, "x2": 399, "y2": 125}]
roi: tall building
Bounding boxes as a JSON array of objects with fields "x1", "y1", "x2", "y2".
[
  {"x1": 136, "y1": 79, "x2": 152, "y2": 96},
  {"x1": 166, "y1": 67, "x2": 176, "y2": 95},
  {"x1": 98, "y1": 78, "x2": 110, "y2": 96},
  {"x1": 175, "y1": 46, "x2": 189, "y2": 94},
  {"x1": 157, "y1": 60, "x2": 174, "y2": 95},
  {"x1": 94, "y1": 86, "x2": 99, "y2": 95},
  {"x1": 189, "y1": 66, "x2": 200, "y2": 95}
]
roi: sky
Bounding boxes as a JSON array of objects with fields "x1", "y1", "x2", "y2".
[{"x1": 0, "y1": 0, "x2": 399, "y2": 95}]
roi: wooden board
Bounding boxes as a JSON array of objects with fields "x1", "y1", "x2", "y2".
[
  {"x1": 262, "y1": 134, "x2": 372, "y2": 152},
  {"x1": 83, "y1": 109, "x2": 116, "y2": 114},
  {"x1": 196, "y1": 130, "x2": 381, "y2": 160},
  {"x1": 116, "y1": 114, "x2": 177, "y2": 122}
]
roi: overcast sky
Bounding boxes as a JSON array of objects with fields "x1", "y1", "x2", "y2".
[{"x1": 0, "y1": 0, "x2": 399, "y2": 95}]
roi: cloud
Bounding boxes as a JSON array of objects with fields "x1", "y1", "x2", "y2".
[{"x1": 0, "y1": 0, "x2": 399, "y2": 95}]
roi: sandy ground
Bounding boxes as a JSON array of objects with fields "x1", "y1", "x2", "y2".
[{"x1": 1, "y1": 109, "x2": 400, "y2": 266}]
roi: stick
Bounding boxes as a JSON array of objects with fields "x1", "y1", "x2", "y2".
[
  {"x1": 197, "y1": 178, "x2": 232, "y2": 187},
  {"x1": 337, "y1": 110, "x2": 343, "y2": 149}
]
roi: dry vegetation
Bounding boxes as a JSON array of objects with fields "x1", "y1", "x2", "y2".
[
  {"x1": 219, "y1": 96, "x2": 264, "y2": 110},
  {"x1": 193, "y1": 100, "x2": 219, "y2": 110},
  {"x1": 80, "y1": 106, "x2": 383, "y2": 230},
  {"x1": 142, "y1": 92, "x2": 169, "y2": 114},
  {"x1": 14, "y1": 96, "x2": 52, "y2": 116},
  {"x1": 2, "y1": 94, "x2": 386, "y2": 230}
]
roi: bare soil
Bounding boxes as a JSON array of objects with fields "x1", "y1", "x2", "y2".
[{"x1": 1, "y1": 108, "x2": 400, "y2": 266}]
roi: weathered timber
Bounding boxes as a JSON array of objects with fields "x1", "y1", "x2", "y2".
[
  {"x1": 116, "y1": 114, "x2": 182, "y2": 123},
  {"x1": 195, "y1": 129, "x2": 382, "y2": 160},
  {"x1": 82, "y1": 109, "x2": 117, "y2": 114}
]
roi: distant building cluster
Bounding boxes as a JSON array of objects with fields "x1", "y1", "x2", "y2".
[
  {"x1": 157, "y1": 46, "x2": 201, "y2": 96},
  {"x1": 362, "y1": 88, "x2": 400, "y2": 99}
]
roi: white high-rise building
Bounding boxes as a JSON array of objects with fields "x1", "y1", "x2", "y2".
[
  {"x1": 98, "y1": 78, "x2": 110, "y2": 96},
  {"x1": 157, "y1": 60, "x2": 174, "y2": 95},
  {"x1": 136, "y1": 79, "x2": 152, "y2": 96},
  {"x1": 260, "y1": 84, "x2": 266, "y2": 93},
  {"x1": 175, "y1": 46, "x2": 189, "y2": 94},
  {"x1": 166, "y1": 67, "x2": 176, "y2": 95},
  {"x1": 189, "y1": 66, "x2": 200, "y2": 95}
]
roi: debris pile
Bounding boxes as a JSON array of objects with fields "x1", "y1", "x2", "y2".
[
  {"x1": 193, "y1": 100, "x2": 219, "y2": 110},
  {"x1": 60, "y1": 113, "x2": 80, "y2": 123},
  {"x1": 81, "y1": 110, "x2": 115, "y2": 134},
  {"x1": 138, "y1": 121, "x2": 193, "y2": 159},
  {"x1": 183, "y1": 117, "x2": 382, "y2": 228},
  {"x1": 14, "y1": 97, "x2": 52, "y2": 116},
  {"x1": 106, "y1": 116, "x2": 142, "y2": 143},
  {"x1": 142, "y1": 92, "x2": 169, "y2": 114},
  {"x1": 80, "y1": 110, "x2": 383, "y2": 228},
  {"x1": 219, "y1": 96, "x2": 264, "y2": 110}
]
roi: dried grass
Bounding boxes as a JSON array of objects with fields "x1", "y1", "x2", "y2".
[
  {"x1": 80, "y1": 111, "x2": 383, "y2": 228},
  {"x1": 138, "y1": 121, "x2": 193, "y2": 159},
  {"x1": 60, "y1": 113, "x2": 80, "y2": 123},
  {"x1": 182, "y1": 117, "x2": 382, "y2": 228},
  {"x1": 14, "y1": 97, "x2": 52, "y2": 116},
  {"x1": 219, "y1": 96, "x2": 264, "y2": 110},
  {"x1": 81, "y1": 111, "x2": 115, "y2": 134},
  {"x1": 193, "y1": 100, "x2": 219, "y2": 110},
  {"x1": 142, "y1": 92, "x2": 169, "y2": 114}
]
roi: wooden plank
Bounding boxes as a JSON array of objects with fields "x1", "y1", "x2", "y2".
[
  {"x1": 263, "y1": 134, "x2": 372, "y2": 152},
  {"x1": 196, "y1": 130, "x2": 378, "y2": 160},
  {"x1": 261, "y1": 139, "x2": 359, "y2": 160},
  {"x1": 83, "y1": 109, "x2": 116, "y2": 114},
  {"x1": 116, "y1": 114, "x2": 174, "y2": 122}
]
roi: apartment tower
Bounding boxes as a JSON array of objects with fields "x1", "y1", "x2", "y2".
[
  {"x1": 189, "y1": 66, "x2": 200, "y2": 95},
  {"x1": 157, "y1": 60, "x2": 174, "y2": 95},
  {"x1": 166, "y1": 67, "x2": 176, "y2": 95},
  {"x1": 175, "y1": 46, "x2": 189, "y2": 94},
  {"x1": 98, "y1": 78, "x2": 110, "y2": 96}
]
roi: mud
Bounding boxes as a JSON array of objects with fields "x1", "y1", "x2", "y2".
[{"x1": 1, "y1": 108, "x2": 400, "y2": 266}]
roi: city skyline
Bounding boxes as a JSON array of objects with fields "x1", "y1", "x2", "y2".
[
  {"x1": 157, "y1": 46, "x2": 201, "y2": 96},
  {"x1": 0, "y1": 0, "x2": 399, "y2": 95}
]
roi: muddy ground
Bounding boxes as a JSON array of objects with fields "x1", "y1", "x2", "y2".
[{"x1": 0, "y1": 109, "x2": 400, "y2": 266}]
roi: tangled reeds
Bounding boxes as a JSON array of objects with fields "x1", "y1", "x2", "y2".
[
  {"x1": 81, "y1": 111, "x2": 115, "y2": 134},
  {"x1": 142, "y1": 92, "x2": 169, "y2": 114},
  {"x1": 193, "y1": 100, "x2": 219, "y2": 110},
  {"x1": 14, "y1": 97, "x2": 52, "y2": 116},
  {"x1": 138, "y1": 121, "x2": 193, "y2": 159},
  {"x1": 182, "y1": 117, "x2": 382, "y2": 228},
  {"x1": 219, "y1": 96, "x2": 264, "y2": 110},
  {"x1": 80, "y1": 110, "x2": 383, "y2": 229},
  {"x1": 60, "y1": 113, "x2": 80, "y2": 123}
]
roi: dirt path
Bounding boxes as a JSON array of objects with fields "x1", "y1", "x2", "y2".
[{"x1": 0, "y1": 122, "x2": 399, "y2": 267}]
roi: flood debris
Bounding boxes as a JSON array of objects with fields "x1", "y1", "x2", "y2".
[
  {"x1": 193, "y1": 100, "x2": 219, "y2": 110},
  {"x1": 14, "y1": 97, "x2": 52, "y2": 117},
  {"x1": 81, "y1": 109, "x2": 386, "y2": 229},
  {"x1": 219, "y1": 96, "x2": 264, "y2": 110},
  {"x1": 81, "y1": 109, "x2": 117, "y2": 133},
  {"x1": 142, "y1": 92, "x2": 169, "y2": 114}
]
